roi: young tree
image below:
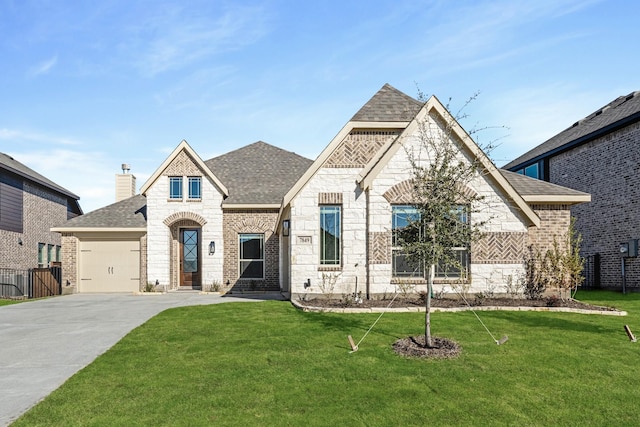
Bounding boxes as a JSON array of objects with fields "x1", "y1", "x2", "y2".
[{"x1": 396, "y1": 96, "x2": 489, "y2": 348}]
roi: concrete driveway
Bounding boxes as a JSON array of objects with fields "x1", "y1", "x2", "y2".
[{"x1": 0, "y1": 292, "x2": 281, "y2": 426}]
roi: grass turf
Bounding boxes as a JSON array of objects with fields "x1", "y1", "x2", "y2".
[{"x1": 13, "y1": 290, "x2": 640, "y2": 426}]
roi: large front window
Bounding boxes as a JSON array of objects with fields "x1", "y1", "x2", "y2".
[
  {"x1": 239, "y1": 234, "x2": 264, "y2": 279},
  {"x1": 392, "y1": 206, "x2": 423, "y2": 277},
  {"x1": 391, "y1": 205, "x2": 469, "y2": 279},
  {"x1": 320, "y1": 205, "x2": 341, "y2": 265}
]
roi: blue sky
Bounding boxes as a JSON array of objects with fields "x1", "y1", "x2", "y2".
[{"x1": 1, "y1": 0, "x2": 637, "y2": 213}]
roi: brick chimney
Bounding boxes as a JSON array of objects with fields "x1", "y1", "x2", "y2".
[{"x1": 115, "y1": 163, "x2": 136, "y2": 202}]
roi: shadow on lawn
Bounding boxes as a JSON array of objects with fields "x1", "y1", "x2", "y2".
[{"x1": 491, "y1": 310, "x2": 615, "y2": 335}]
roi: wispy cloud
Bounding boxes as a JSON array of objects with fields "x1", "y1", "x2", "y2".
[
  {"x1": 408, "y1": 0, "x2": 602, "y2": 71},
  {"x1": 29, "y1": 55, "x2": 58, "y2": 76},
  {"x1": 0, "y1": 128, "x2": 78, "y2": 145},
  {"x1": 126, "y1": 4, "x2": 271, "y2": 76}
]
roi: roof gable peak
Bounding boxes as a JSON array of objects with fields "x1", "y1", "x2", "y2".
[{"x1": 351, "y1": 83, "x2": 423, "y2": 122}]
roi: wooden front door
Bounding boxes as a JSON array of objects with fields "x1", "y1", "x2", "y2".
[{"x1": 180, "y1": 228, "x2": 201, "y2": 287}]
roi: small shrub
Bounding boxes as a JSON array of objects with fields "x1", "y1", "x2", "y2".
[
  {"x1": 144, "y1": 282, "x2": 156, "y2": 292},
  {"x1": 546, "y1": 294, "x2": 561, "y2": 307},
  {"x1": 206, "y1": 281, "x2": 221, "y2": 293},
  {"x1": 504, "y1": 274, "x2": 522, "y2": 299}
]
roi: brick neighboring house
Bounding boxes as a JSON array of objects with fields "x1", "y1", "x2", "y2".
[
  {"x1": 0, "y1": 152, "x2": 82, "y2": 270},
  {"x1": 53, "y1": 84, "x2": 590, "y2": 297},
  {"x1": 505, "y1": 90, "x2": 640, "y2": 290}
]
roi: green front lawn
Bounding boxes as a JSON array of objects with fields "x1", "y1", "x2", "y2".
[
  {"x1": 14, "y1": 291, "x2": 640, "y2": 426},
  {"x1": 0, "y1": 298, "x2": 23, "y2": 306}
]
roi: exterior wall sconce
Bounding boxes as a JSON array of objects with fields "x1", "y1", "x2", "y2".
[
  {"x1": 282, "y1": 220, "x2": 290, "y2": 236},
  {"x1": 304, "y1": 278, "x2": 311, "y2": 289},
  {"x1": 209, "y1": 241, "x2": 215, "y2": 255},
  {"x1": 18, "y1": 238, "x2": 23, "y2": 245}
]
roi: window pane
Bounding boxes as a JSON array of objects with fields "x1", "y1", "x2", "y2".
[
  {"x1": 188, "y1": 177, "x2": 201, "y2": 199},
  {"x1": 320, "y1": 206, "x2": 341, "y2": 265},
  {"x1": 56, "y1": 246, "x2": 61, "y2": 262},
  {"x1": 524, "y1": 163, "x2": 539, "y2": 179},
  {"x1": 169, "y1": 177, "x2": 183, "y2": 199},
  {"x1": 240, "y1": 261, "x2": 264, "y2": 278},
  {"x1": 392, "y1": 250, "x2": 424, "y2": 277},
  {"x1": 435, "y1": 249, "x2": 469, "y2": 278},
  {"x1": 38, "y1": 243, "x2": 45, "y2": 266},
  {"x1": 392, "y1": 206, "x2": 419, "y2": 246},
  {"x1": 239, "y1": 234, "x2": 264, "y2": 279}
]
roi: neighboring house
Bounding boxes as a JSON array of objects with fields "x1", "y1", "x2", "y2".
[
  {"x1": 53, "y1": 84, "x2": 590, "y2": 298},
  {"x1": 505, "y1": 90, "x2": 640, "y2": 290},
  {"x1": 0, "y1": 153, "x2": 82, "y2": 270}
]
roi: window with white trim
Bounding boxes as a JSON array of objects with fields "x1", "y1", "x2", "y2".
[
  {"x1": 188, "y1": 177, "x2": 201, "y2": 199},
  {"x1": 320, "y1": 205, "x2": 341, "y2": 265},
  {"x1": 239, "y1": 234, "x2": 264, "y2": 279},
  {"x1": 169, "y1": 177, "x2": 183, "y2": 199},
  {"x1": 391, "y1": 205, "x2": 470, "y2": 279}
]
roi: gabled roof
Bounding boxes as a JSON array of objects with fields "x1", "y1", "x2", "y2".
[
  {"x1": 505, "y1": 90, "x2": 640, "y2": 170},
  {"x1": 356, "y1": 94, "x2": 541, "y2": 227},
  {"x1": 351, "y1": 83, "x2": 423, "y2": 122},
  {"x1": 52, "y1": 194, "x2": 147, "y2": 231},
  {"x1": 205, "y1": 141, "x2": 313, "y2": 206},
  {"x1": 500, "y1": 170, "x2": 590, "y2": 204},
  {"x1": 0, "y1": 152, "x2": 80, "y2": 200},
  {"x1": 140, "y1": 140, "x2": 228, "y2": 197},
  {"x1": 281, "y1": 84, "x2": 415, "y2": 212}
]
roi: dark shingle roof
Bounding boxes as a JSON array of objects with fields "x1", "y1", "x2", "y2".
[
  {"x1": 500, "y1": 169, "x2": 590, "y2": 198},
  {"x1": 205, "y1": 141, "x2": 313, "y2": 205},
  {"x1": 61, "y1": 194, "x2": 147, "y2": 228},
  {"x1": 505, "y1": 91, "x2": 640, "y2": 169},
  {"x1": 0, "y1": 152, "x2": 79, "y2": 199},
  {"x1": 351, "y1": 83, "x2": 424, "y2": 122}
]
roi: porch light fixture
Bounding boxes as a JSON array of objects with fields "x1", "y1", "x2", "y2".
[
  {"x1": 282, "y1": 219, "x2": 290, "y2": 236},
  {"x1": 209, "y1": 241, "x2": 216, "y2": 255}
]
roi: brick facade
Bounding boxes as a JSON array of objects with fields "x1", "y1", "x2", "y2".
[
  {"x1": 0, "y1": 182, "x2": 69, "y2": 270},
  {"x1": 549, "y1": 122, "x2": 640, "y2": 289},
  {"x1": 222, "y1": 209, "x2": 280, "y2": 292}
]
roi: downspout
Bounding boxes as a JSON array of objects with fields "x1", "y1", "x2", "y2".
[{"x1": 365, "y1": 188, "x2": 370, "y2": 300}]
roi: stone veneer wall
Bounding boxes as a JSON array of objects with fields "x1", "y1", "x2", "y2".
[
  {"x1": 222, "y1": 209, "x2": 280, "y2": 292},
  {"x1": 548, "y1": 121, "x2": 640, "y2": 289},
  {"x1": 145, "y1": 147, "x2": 224, "y2": 289},
  {"x1": 0, "y1": 181, "x2": 68, "y2": 270}
]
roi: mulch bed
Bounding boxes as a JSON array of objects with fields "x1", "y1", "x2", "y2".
[
  {"x1": 299, "y1": 296, "x2": 617, "y2": 311},
  {"x1": 392, "y1": 336, "x2": 462, "y2": 359}
]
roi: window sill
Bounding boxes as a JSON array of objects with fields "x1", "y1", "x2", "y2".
[
  {"x1": 318, "y1": 265, "x2": 342, "y2": 272},
  {"x1": 186, "y1": 198, "x2": 202, "y2": 202},
  {"x1": 167, "y1": 198, "x2": 183, "y2": 202}
]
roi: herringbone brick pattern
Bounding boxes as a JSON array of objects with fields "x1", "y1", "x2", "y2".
[
  {"x1": 472, "y1": 232, "x2": 527, "y2": 263},
  {"x1": 325, "y1": 130, "x2": 400, "y2": 168},
  {"x1": 162, "y1": 150, "x2": 203, "y2": 176},
  {"x1": 369, "y1": 231, "x2": 391, "y2": 264}
]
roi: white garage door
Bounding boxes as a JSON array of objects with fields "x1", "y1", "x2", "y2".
[{"x1": 79, "y1": 240, "x2": 140, "y2": 292}]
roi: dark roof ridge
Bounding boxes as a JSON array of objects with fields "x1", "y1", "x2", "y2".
[
  {"x1": 0, "y1": 152, "x2": 79, "y2": 200},
  {"x1": 505, "y1": 89, "x2": 640, "y2": 170}
]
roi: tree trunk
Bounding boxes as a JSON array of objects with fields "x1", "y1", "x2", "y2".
[{"x1": 425, "y1": 263, "x2": 435, "y2": 348}]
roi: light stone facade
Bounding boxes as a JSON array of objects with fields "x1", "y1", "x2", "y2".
[
  {"x1": 286, "y1": 120, "x2": 568, "y2": 299},
  {"x1": 145, "y1": 150, "x2": 224, "y2": 289}
]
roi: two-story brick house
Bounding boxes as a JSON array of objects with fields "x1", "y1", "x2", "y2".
[
  {"x1": 54, "y1": 84, "x2": 590, "y2": 297},
  {"x1": 505, "y1": 91, "x2": 640, "y2": 290},
  {"x1": 0, "y1": 153, "x2": 82, "y2": 271}
]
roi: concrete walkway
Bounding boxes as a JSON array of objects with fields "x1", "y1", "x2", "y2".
[{"x1": 0, "y1": 292, "x2": 281, "y2": 426}]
